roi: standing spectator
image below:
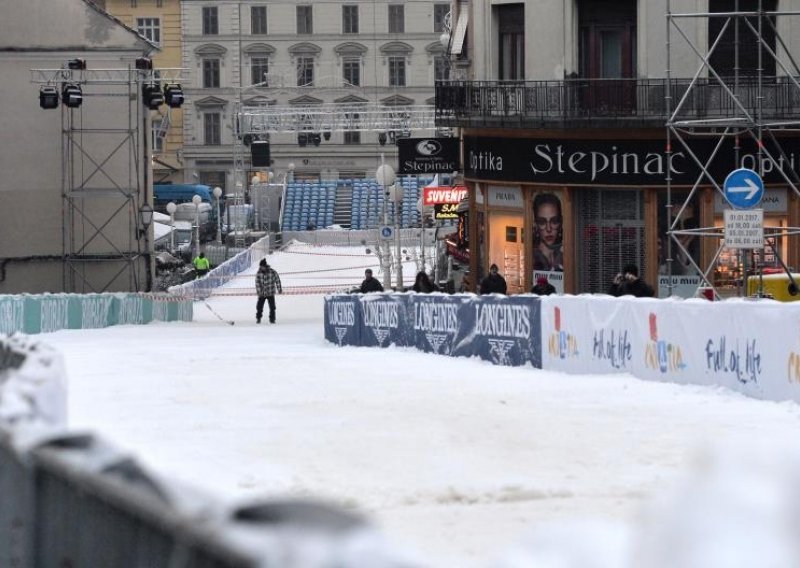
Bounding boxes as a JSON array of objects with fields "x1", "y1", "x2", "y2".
[
  {"x1": 412, "y1": 270, "x2": 438, "y2": 293},
  {"x1": 193, "y1": 252, "x2": 210, "y2": 278},
  {"x1": 359, "y1": 268, "x2": 384, "y2": 293},
  {"x1": 531, "y1": 275, "x2": 556, "y2": 295},
  {"x1": 255, "y1": 258, "x2": 282, "y2": 324},
  {"x1": 479, "y1": 264, "x2": 508, "y2": 295},
  {"x1": 608, "y1": 263, "x2": 654, "y2": 298}
]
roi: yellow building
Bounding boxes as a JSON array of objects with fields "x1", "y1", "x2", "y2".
[{"x1": 96, "y1": 0, "x2": 184, "y2": 184}]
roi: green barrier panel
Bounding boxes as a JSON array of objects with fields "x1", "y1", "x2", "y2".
[{"x1": 0, "y1": 293, "x2": 193, "y2": 335}]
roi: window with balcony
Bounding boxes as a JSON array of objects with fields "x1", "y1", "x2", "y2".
[
  {"x1": 202, "y1": 59, "x2": 220, "y2": 88},
  {"x1": 137, "y1": 18, "x2": 161, "y2": 45},
  {"x1": 297, "y1": 5, "x2": 313, "y2": 34},
  {"x1": 578, "y1": 0, "x2": 635, "y2": 79},
  {"x1": 251, "y1": 57, "x2": 269, "y2": 85},
  {"x1": 389, "y1": 5, "x2": 404, "y2": 33},
  {"x1": 434, "y1": 3, "x2": 449, "y2": 33},
  {"x1": 203, "y1": 6, "x2": 219, "y2": 35},
  {"x1": 204, "y1": 112, "x2": 221, "y2": 146},
  {"x1": 343, "y1": 5, "x2": 359, "y2": 34},
  {"x1": 343, "y1": 57, "x2": 361, "y2": 86},
  {"x1": 251, "y1": 6, "x2": 267, "y2": 35},
  {"x1": 297, "y1": 56, "x2": 314, "y2": 86},
  {"x1": 497, "y1": 4, "x2": 524, "y2": 80},
  {"x1": 708, "y1": 0, "x2": 776, "y2": 77},
  {"x1": 389, "y1": 56, "x2": 406, "y2": 86},
  {"x1": 434, "y1": 55, "x2": 450, "y2": 81}
]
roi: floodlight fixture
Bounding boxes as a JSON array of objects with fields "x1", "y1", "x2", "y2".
[
  {"x1": 311, "y1": 133, "x2": 321, "y2": 147},
  {"x1": 39, "y1": 86, "x2": 59, "y2": 109},
  {"x1": 323, "y1": 131, "x2": 331, "y2": 141},
  {"x1": 62, "y1": 83, "x2": 83, "y2": 108},
  {"x1": 67, "y1": 58, "x2": 87, "y2": 70},
  {"x1": 142, "y1": 83, "x2": 163, "y2": 110},
  {"x1": 298, "y1": 133, "x2": 308, "y2": 147},
  {"x1": 163, "y1": 84, "x2": 184, "y2": 108},
  {"x1": 135, "y1": 57, "x2": 153, "y2": 71},
  {"x1": 378, "y1": 132, "x2": 388, "y2": 146}
]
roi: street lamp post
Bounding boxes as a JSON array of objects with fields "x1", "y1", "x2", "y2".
[
  {"x1": 192, "y1": 194, "x2": 202, "y2": 258},
  {"x1": 389, "y1": 183, "x2": 404, "y2": 290},
  {"x1": 166, "y1": 201, "x2": 177, "y2": 253},
  {"x1": 213, "y1": 186, "x2": 223, "y2": 243},
  {"x1": 376, "y1": 162, "x2": 396, "y2": 290},
  {"x1": 139, "y1": 203, "x2": 154, "y2": 292}
]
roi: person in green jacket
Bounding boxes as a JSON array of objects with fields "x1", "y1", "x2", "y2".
[{"x1": 193, "y1": 252, "x2": 210, "y2": 278}]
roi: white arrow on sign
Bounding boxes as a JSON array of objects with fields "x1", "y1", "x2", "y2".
[{"x1": 727, "y1": 178, "x2": 760, "y2": 200}]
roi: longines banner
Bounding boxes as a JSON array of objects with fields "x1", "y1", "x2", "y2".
[
  {"x1": 397, "y1": 137, "x2": 459, "y2": 175},
  {"x1": 359, "y1": 294, "x2": 411, "y2": 348},
  {"x1": 463, "y1": 136, "x2": 800, "y2": 185}
]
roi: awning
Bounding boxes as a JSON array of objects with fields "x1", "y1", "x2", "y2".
[{"x1": 450, "y1": 10, "x2": 469, "y2": 56}]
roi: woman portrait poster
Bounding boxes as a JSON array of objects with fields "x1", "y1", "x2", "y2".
[{"x1": 532, "y1": 191, "x2": 564, "y2": 294}]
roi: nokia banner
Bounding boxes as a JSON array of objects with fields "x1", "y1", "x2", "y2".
[
  {"x1": 464, "y1": 136, "x2": 800, "y2": 185},
  {"x1": 397, "y1": 137, "x2": 459, "y2": 175}
]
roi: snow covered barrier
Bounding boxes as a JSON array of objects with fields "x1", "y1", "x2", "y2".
[
  {"x1": 326, "y1": 293, "x2": 544, "y2": 368},
  {"x1": 0, "y1": 334, "x2": 67, "y2": 428}
]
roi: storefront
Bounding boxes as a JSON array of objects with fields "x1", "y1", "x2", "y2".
[{"x1": 463, "y1": 132, "x2": 800, "y2": 296}]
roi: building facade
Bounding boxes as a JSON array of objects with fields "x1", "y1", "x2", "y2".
[
  {"x1": 438, "y1": 0, "x2": 800, "y2": 297},
  {"x1": 98, "y1": 0, "x2": 186, "y2": 185},
  {"x1": 0, "y1": 0, "x2": 156, "y2": 293},
  {"x1": 180, "y1": 0, "x2": 449, "y2": 192}
]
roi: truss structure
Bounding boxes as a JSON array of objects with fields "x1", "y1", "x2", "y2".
[
  {"x1": 665, "y1": 2, "x2": 800, "y2": 298},
  {"x1": 31, "y1": 67, "x2": 185, "y2": 292}
]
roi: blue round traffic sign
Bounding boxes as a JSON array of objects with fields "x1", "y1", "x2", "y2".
[
  {"x1": 380, "y1": 226, "x2": 393, "y2": 239},
  {"x1": 723, "y1": 168, "x2": 764, "y2": 209}
]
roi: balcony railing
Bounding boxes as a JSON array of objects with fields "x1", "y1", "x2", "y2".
[{"x1": 435, "y1": 78, "x2": 800, "y2": 129}]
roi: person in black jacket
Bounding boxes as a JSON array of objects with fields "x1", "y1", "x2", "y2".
[
  {"x1": 412, "y1": 271, "x2": 438, "y2": 293},
  {"x1": 359, "y1": 268, "x2": 384, "y2": 293},
  {"x1": 608, "y1": 263, "x2": 655, "y2": 298},
  {"x1": 531, "y1": 275, "x2": 556, "y2": 296},
  {"x1": 479, "y1": 264, "x2": 508, "y2": 295}
]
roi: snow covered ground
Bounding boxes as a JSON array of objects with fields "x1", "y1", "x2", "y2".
[{"x1": 41, "y1": 242, "x2": 800, "y2": 567}]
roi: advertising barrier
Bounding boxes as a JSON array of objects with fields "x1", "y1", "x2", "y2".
[
  {"x1": 0, "y1": 293, "x2": 193, "y2": 335},
  {"x1": 326, "y1": 292, "x2": 800, "y2": 405},
  {"x1": 328, "y1": 292, "x2": 544, "y2": 368}
]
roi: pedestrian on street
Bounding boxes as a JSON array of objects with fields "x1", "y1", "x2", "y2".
[
  {"x1": 531, "y1": 275, "x2": 556, "y2": 295},
  {"x1": 255, "y1": 258, "x2": 282, "y2": 323},
  {"x1": 608, "y1": 263, "x2": 655, "y2": 298}
]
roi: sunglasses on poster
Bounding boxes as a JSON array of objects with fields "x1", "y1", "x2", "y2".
[{"x1": 535, "y1": 215, "x2": 562, "y2": 229}]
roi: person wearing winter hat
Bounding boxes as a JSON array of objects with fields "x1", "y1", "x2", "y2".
[
  {"x1": 255, "y1": 258, "x2": 282, "y2": 323},
  {"x1": 479, "y1": 263, "x2": 508, "y2": 295},
  {"x1": 531, "y1": 275, "x2": 556, "y2": 296}
]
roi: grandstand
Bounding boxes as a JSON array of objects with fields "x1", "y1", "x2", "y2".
[{"x1": 281, "y1": 176, "x2": 435, "y2": 231}]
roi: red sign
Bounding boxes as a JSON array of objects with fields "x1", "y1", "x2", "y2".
[{"x1": 423, "y1": 185, "x2": 468, "y2": 206}]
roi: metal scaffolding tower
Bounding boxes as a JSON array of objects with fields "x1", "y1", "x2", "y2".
[
  {"x1": 31, "y1": 66, "x2": 184, "y2": 293},
  {"x1": 666, "y1": 0, "x2": 800, "y2": 298}
]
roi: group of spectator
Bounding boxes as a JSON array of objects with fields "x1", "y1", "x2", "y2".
[{"x1": 357, "y1": 262, "x2": 655, "y2": 298}]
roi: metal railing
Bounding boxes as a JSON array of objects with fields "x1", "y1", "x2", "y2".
[{"x1": 435, "y1": 77, "x2": 800, "y2": 128}]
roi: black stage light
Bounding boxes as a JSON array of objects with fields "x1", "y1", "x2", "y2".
[
  {"x1": 163, "y1": 84, "x2": 184, "y2": 108},
  {"x1": 323, "y1": 131, "x2": 331, "y2": 141},
  {"x1": 142, "y1": 83, "x2": 163, "y2": 110},
  {"x1": 311, "y1": 133, "x2": 321, "y2": 146},
  {"x1": 378, "y1": 132, "x2": 387, "y2": 146},
  {"x1": 62, "y1": 84, "x2": 83, "y2": 108},
  {"x1": 67, "y1": 58, "x2": 87, "y2": 70},
  {"x1": 135, "y1": 57, "x2": 153, "y2": 70},
  {"x1": 39, "y1": 86, "x2": 59, "y2": 109},
  {"x1": 298, "y1": 133, "x2": 308, "y2": 147}
]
